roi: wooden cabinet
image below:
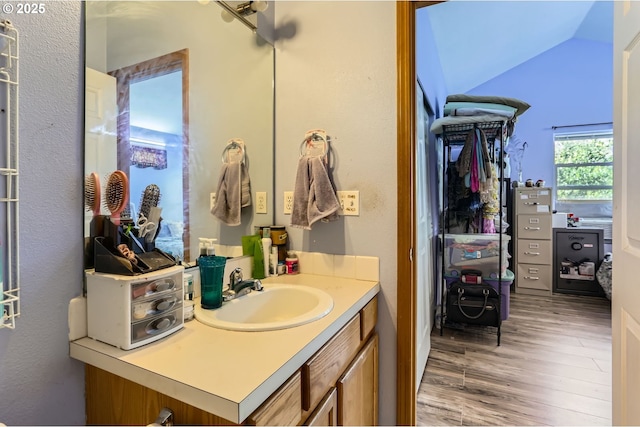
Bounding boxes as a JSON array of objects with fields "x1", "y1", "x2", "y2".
[
  {"x1": 84, "y1": 295, "x2": 378, "y2": 426},
  {"x1": 246, "y1": 371, "x2": 302, "y2": 426},
  {"x1": 337, "y1": 334, "x2": 378, "y2": 426},
  {"x1": 85, "y1": 365, "x2": 236, "y2": 426},
  {"x1": 514, "y1": 187, "x2": 553, "y2": 295},
  {"x1": 304, "y1": 388, "x2": 338, "y2": 426}
]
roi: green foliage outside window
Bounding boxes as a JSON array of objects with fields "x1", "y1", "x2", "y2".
[{"x1": 555, "y1": 134, "x2": 613, "y2": 201}]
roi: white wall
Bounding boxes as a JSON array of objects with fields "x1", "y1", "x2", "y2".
[
  {"x1": 273, "y1": 2, "x2": 397, "y2": 424},
  {"x1": 0, "y1": 2, "x2": 85, "y2": 424}
]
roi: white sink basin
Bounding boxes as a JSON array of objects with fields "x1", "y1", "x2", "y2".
[{"x1": 194, "y1": 284, "x2": 334, "y2": 331}]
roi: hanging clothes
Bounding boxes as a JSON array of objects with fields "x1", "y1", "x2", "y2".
[{"x1": 456, "y1": 128, "x2": 492, "y2": 193}]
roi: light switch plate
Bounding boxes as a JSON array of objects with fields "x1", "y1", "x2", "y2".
[
  {"x1": 337, "y1": 191, "x2": 359, "y2": 216},
  {"x1": 210, "y1": 192, "x2": 216, "y2": 211}
]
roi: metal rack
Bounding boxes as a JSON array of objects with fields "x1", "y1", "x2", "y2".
[
  {"x1": 0, "y1": 20, "x2": 19, "y2": 329},
  {"x1": 438, "y1": 120, "x2": 508, "y2": 345}
]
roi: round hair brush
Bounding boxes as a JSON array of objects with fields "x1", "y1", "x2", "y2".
[
  {"x1": 84, "y1": 172, "x2": 101, "y2": 217},
  {"x1": 139, "y1": 184, "x2": 161, "y2": 219},
  {"x1": 104, "y1": 170, "x2": 130, "y2": 226}
]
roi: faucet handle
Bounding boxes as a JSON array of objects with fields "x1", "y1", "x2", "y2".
[{"x1": 229, "y1": 267, "x2": 243, "y2": 286}]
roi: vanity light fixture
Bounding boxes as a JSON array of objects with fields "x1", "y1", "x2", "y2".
[
  {"x1": 235, "y1": 0, "x2": 268, "y2": 16},
  {"x1": 216, "y1": 1, "x2": 268, "y2": 32}
]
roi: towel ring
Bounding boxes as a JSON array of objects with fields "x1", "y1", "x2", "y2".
[
  {"x1": 299, "y1": 132, "x2": 329, "y2": 158},
  {"x1": 222, "y1": 138, "x2": 246, "y2": 164}
]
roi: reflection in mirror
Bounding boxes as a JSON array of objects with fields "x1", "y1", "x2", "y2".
[{"x1": 85, "y1": 1, "x2": 275, "y2": 264}]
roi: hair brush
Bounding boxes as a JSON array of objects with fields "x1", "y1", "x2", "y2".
[
  {"x1": 104, "y1": 170, "x2": 130, "y2": 226},
  {"x1": 139, "y1": 184, "x2": 161, "y2": 219},
  {"x1": 84, "y1": 172, "x2": 101, "y2": 216}
]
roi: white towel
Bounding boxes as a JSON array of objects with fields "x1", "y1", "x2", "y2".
[
  {"x1": 291, "y1": 156, "x2": 340, "y2": 230},
  {"x1": 211, "y1": 161, "x2": 251, "y2": 226}
]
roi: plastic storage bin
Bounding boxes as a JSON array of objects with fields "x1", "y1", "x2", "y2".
[
  {"x1": 444, "y1": 233, "x2": 511, "y2": 278},
  {"x1": 484, "y1": 269, "x2": 514, "y2": 320}
]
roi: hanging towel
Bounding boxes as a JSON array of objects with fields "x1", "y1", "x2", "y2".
[
  {"x1": 291, "y1": 156, "x2": 340, "y2": 230},
  {"x1": 211, "y1": 161, "x2": 251, "y2": 226}
]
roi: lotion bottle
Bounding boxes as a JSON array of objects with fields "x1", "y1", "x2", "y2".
[{"x1": 261, "y1": 228, "x2": 271, "y2": 277}]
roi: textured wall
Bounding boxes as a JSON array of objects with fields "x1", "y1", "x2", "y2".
[
  {"x1": 272, "y1": 2, "x2": 397, "y2": 424},
  {"x1": 0, "y1": 3, "x2": 85, "y2": 424}
]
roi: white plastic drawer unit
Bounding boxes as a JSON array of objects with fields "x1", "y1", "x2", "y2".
[{"x1": 86, "y1": 265, "x2": 184, "y2": 350}]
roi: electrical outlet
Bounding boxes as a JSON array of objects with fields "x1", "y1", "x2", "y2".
[
  {"x1": 210, "y1": 192, "x2": 216, "y2": 211},
  {"x1": 256, "y1": 191, "x2": 267, "y2": 214},
  {"x1": 284, "y1": 191, "x2": 293, "y2": 214},
  {"x1": 337, "y1": 190, "x2": 360, "y2": 216}
]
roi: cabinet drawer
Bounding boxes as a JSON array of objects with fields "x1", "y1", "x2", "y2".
[
  {"x1": 517, "y1": 239, "x2": 552, "y2": 265},
  {"x1": 360, "y1": 296, "x2": 377, "y2": 341},
  {"x1": 515, "y1": 188, "x2": 551, "y2": 212},
  {"x1": 302, "y1": 314, "x2": 361, "y2": 411},
  {"x1": 247, "y1": 370, "x2": 302, "y2": 426},
  {"x1": 304, "y1": 388, "x2": 337, "y2": 426},
  {"x1": 517, "y1": 264, "x2": 552, "y2": 291},
  {"x1": 517, "y1": 214, "x2": 552, "y2": 239}
]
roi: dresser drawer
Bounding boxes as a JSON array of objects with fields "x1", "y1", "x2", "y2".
[
  {"x1": 517, "y1": 214, "x2": 552, "y2": 239},
  {"x1": 247, "y1": 370, "x2": 302, "y2": 426},
  {"x1": 302, "y1": 314, "x2": 361, "y2": 411},
  {"x1": 517, "y1": 264, "x2": 552, "y2": 291},
  {"x1": 515, "y1": 188, "x2": 552, "y2": 213},
  {"x1": 517, "y1": 239, "x2": 552, "y2": 265}
]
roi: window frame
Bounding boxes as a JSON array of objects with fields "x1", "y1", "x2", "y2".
[{"x1": 553, "y1": 130, "x2": 613, "y2": 204}]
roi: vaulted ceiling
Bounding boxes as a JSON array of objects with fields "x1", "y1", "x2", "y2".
[{"x1": 420, "y1": 1, "x2": 613, "y2": 95}]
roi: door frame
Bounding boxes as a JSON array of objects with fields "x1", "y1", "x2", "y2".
[{"x1": 396, "y1": 2, "x2": 444, "y2": 425}]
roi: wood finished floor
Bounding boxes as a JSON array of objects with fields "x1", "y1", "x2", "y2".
[{"x1": 417, "y1": 292, "x2": 612, "y2": 426}]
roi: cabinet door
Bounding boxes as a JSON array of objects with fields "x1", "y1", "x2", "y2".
[
  {"x1": 85, "y1": 365, "x2": 236, "y2": 425},
  {"x1": 247, "y1": 371, "x2": 302, "y2": 426},
  {"x1": 304, "y1": 388, "x2": 338, "y2": 426},
  {"x1": 337, "y1": 334, "x2": 378, "y2": 426}
]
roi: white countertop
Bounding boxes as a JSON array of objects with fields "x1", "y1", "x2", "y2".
[{"x1": 69, "y1": 273, "x2": 379, "y2": 423}]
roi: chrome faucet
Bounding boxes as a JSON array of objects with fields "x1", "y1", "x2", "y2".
[{"x1": 223, "y1": 267, "x2": 263, "y2": 301}]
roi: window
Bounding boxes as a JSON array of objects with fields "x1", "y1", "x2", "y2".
[{"x1": 554, "y1": 131, "x2": 613, "y2": 202}]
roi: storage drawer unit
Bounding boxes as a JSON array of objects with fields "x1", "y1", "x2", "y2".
[
  {"x1": 553, "y1": 228, "x2": 605, "y2": 296},
  {"x1": 514, "y1": 187, "x2": 553, "y2": 295},
  {"x1": 86, "y1": 265, "x2": 184, "y2": 350}
]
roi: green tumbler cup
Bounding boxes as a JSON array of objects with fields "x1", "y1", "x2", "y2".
[{"x1": 199, "y1": 255, "x2": 227, "y2": 309}]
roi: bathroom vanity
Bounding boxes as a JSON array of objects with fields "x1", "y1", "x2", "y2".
[{"x1": 70, "y1": 274, "x2": 379, "y2": 425}]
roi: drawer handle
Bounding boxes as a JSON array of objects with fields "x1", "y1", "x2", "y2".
[
  {"x1": 146, "y1": 316, "x2": 175, "y2": 334},
  {"x1": 523, "y1": 202, "x2": 539, "y2": 205},
  {"x1": 524, "y1": 276, "x2": 540, "y2": 280},
  {"x1": 525, "y1": 227, "x2": 541, "y2": 230},
  {"x1": 524, "y1": 251, "x2": 540, "y2": 255},
  {"x1": 154, "y1": 297, "x2": 177, "y2": 312}
]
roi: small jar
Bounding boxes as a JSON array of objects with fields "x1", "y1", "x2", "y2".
[{"x1": 285, "y1": 254, "x2": 299, "y2": 275}]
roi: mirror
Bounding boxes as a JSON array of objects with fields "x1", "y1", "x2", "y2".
[{"x1": 84, "y1": 1, "x2": 275, "y2": 264}]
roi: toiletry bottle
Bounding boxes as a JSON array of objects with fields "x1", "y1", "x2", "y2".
[
  {"x1": 261, "y1": 228, "x2": 271, "y2": 277},
  {"x1": 270, "y1": 246, "x2": 278, "y2": 276}
]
